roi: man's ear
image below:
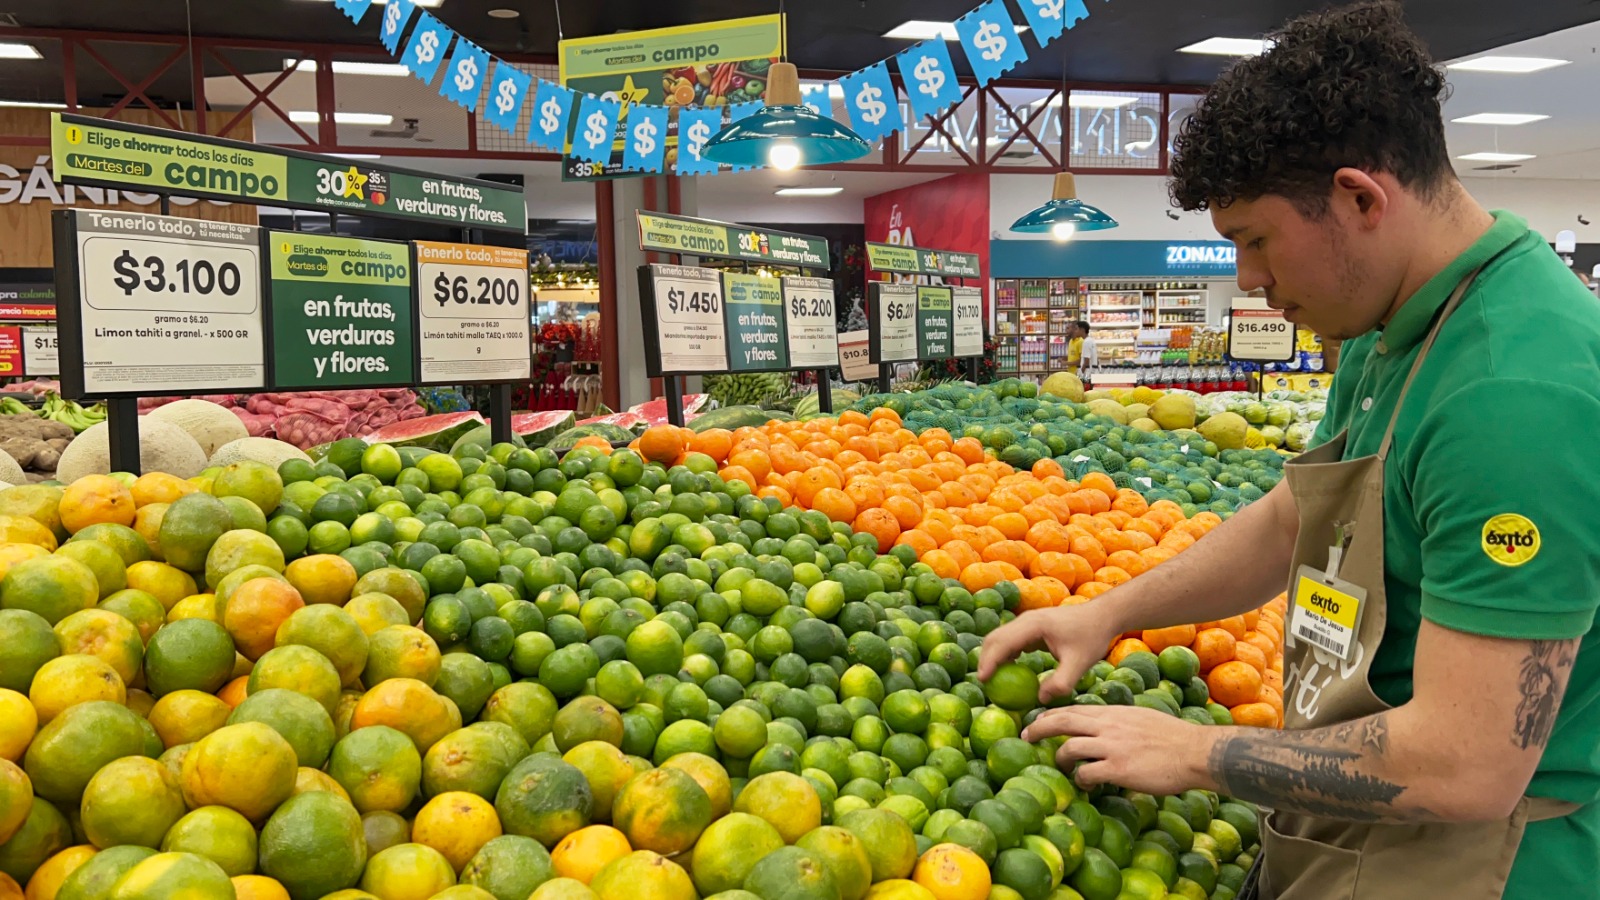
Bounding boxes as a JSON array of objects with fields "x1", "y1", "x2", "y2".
[{"x1": 1331, "y1": 167, "x2": 1389, "y2": 229}]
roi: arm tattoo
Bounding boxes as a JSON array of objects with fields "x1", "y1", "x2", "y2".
[
  {"x1": 1208, "y1": 713, "x2": 1406, "y2": 823},
  {"x1": 1513, "y1": 640, "x2": 1577, "y2": 750}
]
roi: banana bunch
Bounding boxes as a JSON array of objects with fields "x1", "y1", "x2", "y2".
[
  {"x1": 704, "y1": 372, "x2": 790, "y2": 409},
  {"x1": 0, "y1": 397, "x2": 32, "y2": 417},
  {"x1": 41, "y1": 393, "x2": 106, "y2": 433}
]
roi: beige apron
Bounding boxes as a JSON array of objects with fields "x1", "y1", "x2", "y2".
[{"x1": 1262, "y1": 266, "x2": 1578, "y2": 899}]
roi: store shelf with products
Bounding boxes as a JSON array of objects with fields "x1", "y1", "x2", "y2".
[{"x1": 994, "y1": 277, "x2": 1079, "y2": 375}]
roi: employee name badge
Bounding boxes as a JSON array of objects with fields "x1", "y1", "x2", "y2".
[{"x1": 1289, "y1": 565, "x2": 1366, "y2": 662}]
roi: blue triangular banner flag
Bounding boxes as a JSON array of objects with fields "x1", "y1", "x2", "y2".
[
  {"x1": 334, "y1": 0, "x2": 374, "y2": 24},
  {"x1": 726, "y1": 100, "x2": 763, "y2": 172},
  {"x1": 1015, "y1": 0, "x2": 1090, "y2": 49},
  {"x1": 571, "y1": 94, "x2": 621, "y2": 164},
  {"x1": 402, "y1": 12, "x2": 453, "y2": 85},
  {"x1": 438, "y1": 39, "x2": 489, "y2": 111},
  {"x1": 895, "y1": 39, "x2": 964, "y2": 121},
  {"x1": 840, "y1": 62, "x2": 902, "y2": 144},
  {"x1": 378, "y1": 0, "x2": 417, "y2": 54},
  {"x1": 527, "y1": 80, "x2": 576, "y2": 152},
  {"x1": 956, "y1": 0, "x2": 1028, "y2": 86},
  {"x1": 622, "y1": 104, "x2": 670, "y2": 173},
  {"x1": 676, "y1": 106, "x2": 723, "y2": 176}
]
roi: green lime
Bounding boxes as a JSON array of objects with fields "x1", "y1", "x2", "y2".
[
  {"x1": 1069, "y1": 848, "x2": 1121, "y2": 900},
  {"x1": 881, "y1": 690, "x2": 930, "y2": 733},
  {"x1": 1130, "y1": 841, "x2": 1178, "y2": 889},
  {"x1": 943, "y1": 819, "x2": 998, "y2": 866},
  {"x1": 1156, "y1": 646, "x2": 1201, "y2": 683},
  {"x1": 971, "y1": 799, "x2": 1024, "y2": 851},
  {"x1": 307, "y1": 520, "x2": 351, "y2": 555},
  {"x1": 994, "y1": 847, "x2": 1053, "y2": 900},
  {"x1": 362, "y1": 444, "x2": 403, "y2": 483}
]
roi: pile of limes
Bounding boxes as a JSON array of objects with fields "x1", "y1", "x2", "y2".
[{"x1": 0, "y1": 435, "x2": 1260, "y2": 900}]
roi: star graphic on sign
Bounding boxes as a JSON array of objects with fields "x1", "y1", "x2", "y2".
[
  {"x1": 615, "y1": 75, "x2": 651, "y2": 107},
  {"x1": 342, "y1": 166, "x2": 369, "y2": 200}
]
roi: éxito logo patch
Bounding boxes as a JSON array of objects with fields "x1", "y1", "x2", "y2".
[{"x1": 1482, "y1": 513, "x2": 1539, "y2": 567}]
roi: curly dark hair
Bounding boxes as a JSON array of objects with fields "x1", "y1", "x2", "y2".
[{"x1": 1168, "y1": 1, "x2": 1453, "y2": 214}]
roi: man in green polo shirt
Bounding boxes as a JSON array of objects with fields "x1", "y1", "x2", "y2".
[{"x1": 979, "y1": 3, "x2": 1600, "y2": 897}]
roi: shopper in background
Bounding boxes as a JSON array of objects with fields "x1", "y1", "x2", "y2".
[
  {"x1": 980, "y1": 2, "x2": 1600, "y2": 898},
  {"x1": 1075, "y1": 320, "x2": 1099, "y2": 372}
]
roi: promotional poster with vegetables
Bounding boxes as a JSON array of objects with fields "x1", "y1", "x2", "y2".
[{"x1": 558, "y1": 15, "x2": 782, "y2": 171}]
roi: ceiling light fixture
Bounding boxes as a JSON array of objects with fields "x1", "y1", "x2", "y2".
[
  {"x1": 285, "y1": 59, "x2": 413, "y2": 77},
  {"x1": 775, "y1": 187, "x2": 844, "y2": 196},
  {"x1": 1456, "y1": 151, "x2": 1536, "y2": 162},
  {"x1": 289, "y1": 111, "x2": 395, "y2": 126},
  {"x1": 1450, "y1": 112, "x2": 1549, "y2": 126},
  {"x1": 1448, "y1": 56, "x2": 1569, "y2": 74},
  {"x1": 0, "y1": 43, "x2": 43, "y2": 60},
  {"x1": 700, "y1": 36, "x2": 869, "y2": 171},
  {"x1": 330, "y1": 153, "x2": 383, "y2": 160},
  {"x1": 1178, "y1": 37, "x2": 1269, "y2": 57},
  {"x1": 1011, "y1": 172, "x2": 1118, "y2": 240},
  {"x1": 883, "y1": 20, "x2": 1028, "y2": 41},
  {"x1": 487, "y1": 8, "x2": 519, "y2": 17},
  {"x1": 0, "y1": 99, "x2": 65, "y2": 109}
]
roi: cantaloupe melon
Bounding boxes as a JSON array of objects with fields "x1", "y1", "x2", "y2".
[
  {"x1": 57, "y1": 420, "x2": 207, "y2": 482},
  {"x1": 209, "y1": 438, "x2": 312, "y2": 471},
  {"x1": 0, "y1": 451, "x2": 25, "y2": 486},
  {"x1": 147, "y1": 400, "x2": 249, "y2": 457}
]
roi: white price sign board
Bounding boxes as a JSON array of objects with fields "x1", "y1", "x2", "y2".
[
  {"x1": 873, "y1": 283, "x2": 918, "y2": 363},
  {"x1": 1227, "y1": 297, "x2": 1296, "y2": 363},
  {"x1": 63, "y1": 210, "x2": 265, "y2": 396},
  {"x1": 645, "y1": 264, "x2": 728, "y2": 375},
  {"x1": 951, "y1": 286, "x2": 985, "y2": 357},
  {"x1": 838, "y1": 330, "x2": 876, "y2": 382},
  {"x1": 415, "y1": 241, "x2": 532, "y2": 383},
  {"x1": 21, "y1": 327, "x2": 56, "y2": 377},
  {"x1": 781, "y1": 276, "x2": 839, "y2": 368}
]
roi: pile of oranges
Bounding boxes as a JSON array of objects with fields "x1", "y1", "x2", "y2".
[{"x1": 631, "y1": 409, "x2": 1286, "y2": 728}]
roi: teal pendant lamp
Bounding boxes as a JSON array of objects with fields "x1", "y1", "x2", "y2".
[
  {"x1": 699, "y1": 60, "x2": 871, "y2": 170},
  {"x1": 1010, "y1": 172, "x2": 1119, "y2": 240}
]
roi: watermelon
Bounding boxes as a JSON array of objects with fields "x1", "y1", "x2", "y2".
[
  {"x1": 364, "y1": 412, "x2": 484, "y2": 452},
  {"x1": 512, "y1": 410, "x2": 577, "y2": 444},
  {"x1": 545, "y1": 423, "x2": 637, "y2": 452},
  {"x1": 628, "y1": 394, "x2": 710, "y2": 426},
  {"x1": 577, "y1": 411, "x2": 648, "y2": 429},
  {"x1": 793, "y1": 390, "x2": 862, "y2": 420},
  {"x1": 688, "y1": 405, "x2": 790, "y2": 433}
]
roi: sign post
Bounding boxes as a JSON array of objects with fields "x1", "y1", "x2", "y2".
[
  {"x1": 635, "y1": 212, "x2": 837, "y2": 425},
  {"x1": 1225, "y1": 297, "x2": 1296, "y2": 399}
]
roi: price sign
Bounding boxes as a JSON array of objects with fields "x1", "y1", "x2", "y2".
[
  {"x1": 1227, "y1": 297, "x2": 1296, "y2": 362},
  {"x1": 414, "y1": 241, "x2": 531, "y2": 384},
  {"x1": 838, "y1": 330, "x2": 877, "y2": 382},
  {"x1": 872, "y1": 283, "x2": 918, "y2": 363},
  {"x1": 58, "y1": 209, "x2": 265, "y2": 396},
  {"x1": 0, "y1": 328, "x2": 19, "y2": 377},
  {"x1": 644, "y1": 264, "x2": 728, "y2": 375},
  {"x1": 951, "y1": 286, "x2": 985, "y2": 357},
  {"x1": 269, "y1": 232, "x2": 415, "y2": 389},
  {"x1": 21, "y1": 327, "x2": 56, "y2": 377},
  {"x1": 722, "y1": 273, "x2": 788, "y2": 372},
  {"x1": 917, "y1": 286, "x2": 953, "y2": 359},
  {"x1": 781, "y1": 276, "x2": 839, "y2": 368}
]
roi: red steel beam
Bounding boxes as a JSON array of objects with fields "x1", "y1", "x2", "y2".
[{"x1": 596, "y1": 180, "x2": 621, "y2": 411}]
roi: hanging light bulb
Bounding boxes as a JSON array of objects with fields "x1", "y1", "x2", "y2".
[
  {"x1": 1011, "y1": 172, "x2": 1119, "y2": 236},
  {"x1": 700, "y1": 62, "x2": 870, "y2": 169},
  {"x1": 768, "y1": 141, "x2": 802, "y2": 170}
]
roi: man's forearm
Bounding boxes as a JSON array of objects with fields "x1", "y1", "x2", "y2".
[{"x1": 1107, "y1": 480, "x2": 1300, "y2": 632}]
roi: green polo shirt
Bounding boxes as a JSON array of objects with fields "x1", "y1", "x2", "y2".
[{"x1": 1307, "y1": 211, "x2": 1600, "y2": 895}]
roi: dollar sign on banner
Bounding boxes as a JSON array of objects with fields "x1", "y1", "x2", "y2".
[
  {"x1": 633, "y1": 118, "x2": 658, "y2": 156},
  {"x1": 416, "y1": 30, "x2": 439, "y2": 64},
  {"x1": 686, "y1": 120, "x2": 711, "y2": 158},
  {"x1": 495, "y1": 80, "x2": 518, "y2": 116},
  {"x1": 584, "y1": 110, "x2": 608, "y2": 147},
  {"x1": 974, "y1": 21, "x2": 1007, "y2": 61},
  {"x1": 913, "y1": 57, "x2": 945, "y2": 97},
  {"x1": 453, "y1": 56, "x2": 478, "y2": 92},
  {"x1": 855, "y1": 83, "x2": 887, "y2": 125},
  {"x1": 112, "y1": 250, "x2": 140, "y2": 296},
  {"x1": 1034, "y1": 0, "x2": 1064, "y2": 18},
  {"x1": 540, "y1": 96, "x2": 562, "y2": 135},
  {"x1": 384, "y1": 2, "x2": 401, "y2": 35}
]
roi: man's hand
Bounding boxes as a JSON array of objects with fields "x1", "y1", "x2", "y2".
[
  {"x1": 1024, "y1": 705, "x2": 1219, "y2": 795},
  {"x1": 978, "y1": 602, "x2": 1120, "y2": 703}
]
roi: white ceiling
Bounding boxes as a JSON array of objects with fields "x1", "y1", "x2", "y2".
[{"x1": 1443, "y1": 19, "x2": 1600, "y2": 180}]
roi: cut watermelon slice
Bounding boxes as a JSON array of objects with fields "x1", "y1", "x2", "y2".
[
  {"x1": 578, "y1": 411, "x2": 648, "y2": 429},
  {"x1": 511, "y1": 410, "x2": 577, "y2": 444},
  {"x1": 627, "y1": 394, "x2": 711, "y2": 426},
  {"x1": 364, "y1": 411, "x2": 484, "y2": 452}
]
